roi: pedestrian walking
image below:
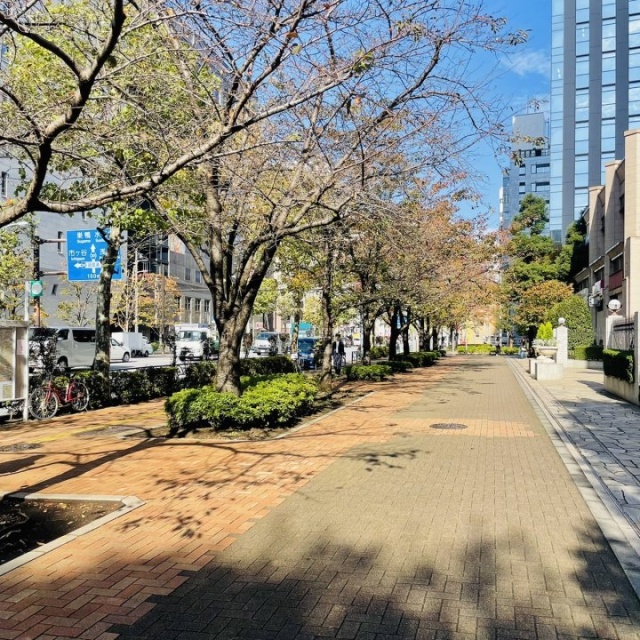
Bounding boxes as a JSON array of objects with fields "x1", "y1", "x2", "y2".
[{"x1": 332, "y1": 334, "x2": 346, "y2": 374}]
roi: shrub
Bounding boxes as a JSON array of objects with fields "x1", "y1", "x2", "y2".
[
  {"x1": 400, "y1": 352, "x2": 439, "y2": 367},
  {"x1": 546, "y1": 295, "x2": 595, "y2": 350},
  {"x1": 536, "y1": 322, "x2": 554, "y2": 343},
  {"x1": 387, "y1": 360, "x2": 413, "y2": 372},
  {"x1": 165, "y1": 373, "x2": 319, "y2": 434},
  {"x1": 182, "y1": 361, "x2": 217, "y2": 389},
  {"x1": 570, "y1": 345, "x2": 604, "y2": 361},
  {"x1": 501, "y1": 347, "x2": 519, "y2": 356},
  {"x1": 457, "y1": 344, "x2": 495, "y2": 355},
  {"x1": 603, "y1": 349, "x2": 634, "y2": 383},
  {"x1": 369, "y1": 345, "x2": 389, "y2": 360},
  {"x1": 345, "y1": 364, "x2": 393, "y2": 381},
  {"x1": 239, "y1": 355, "x2": 296, "y2": 376}
]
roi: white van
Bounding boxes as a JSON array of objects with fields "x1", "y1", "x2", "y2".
[
  {"x1": 250, "y1": 332, "x2": 290, "y2": 357},
  {"x1": 29, "y1": 326, "x2": 96, "y2": 370}
]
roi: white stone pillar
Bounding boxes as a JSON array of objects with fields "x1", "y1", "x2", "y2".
[{"x1": 556, "y1": 324, "x2": 568, "y2": 365}]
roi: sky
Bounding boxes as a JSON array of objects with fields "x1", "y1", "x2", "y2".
[{"x1": 457, "y1": 1, "x2": 552, "y2": 228}]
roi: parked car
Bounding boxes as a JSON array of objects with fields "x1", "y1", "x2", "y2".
[
  {"x1": 110, "y1": 338, "x2": 131, "y2": 362},
  {"x1": 296, "y1": 337, "x2": 320, "y2": 369}
]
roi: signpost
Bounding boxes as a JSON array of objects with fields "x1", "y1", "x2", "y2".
[{"x1": 66, "y1": 229, "x2": 122, "y2": 282}]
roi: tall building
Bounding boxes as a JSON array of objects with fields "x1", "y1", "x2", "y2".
[
  {"x1": 500, "y1": 113, "x2": 550, "y2": 230},
  {"x1": 550, "y1": 0, "x2": 640, "y2": 243}
]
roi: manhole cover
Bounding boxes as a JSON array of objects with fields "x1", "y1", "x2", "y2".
[
  {"x1": 430, "y1": 423, "x2": 468, "y2": 430},
  {"x1": 0, "y1": 442, "x2": 43, "y2": 452}
]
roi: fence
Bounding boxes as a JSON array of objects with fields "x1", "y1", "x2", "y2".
[{"x1": 607, "y1": 316, "x2": 635, "y2": 351}]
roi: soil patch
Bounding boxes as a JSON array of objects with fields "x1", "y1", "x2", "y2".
[{"x1": 0, "y1": 496, "x2": 120, "y2": 565}]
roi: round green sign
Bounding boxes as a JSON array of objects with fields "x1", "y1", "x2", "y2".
[{"x1": 29, "y1": 280, "x2": 43, "y2": 298}]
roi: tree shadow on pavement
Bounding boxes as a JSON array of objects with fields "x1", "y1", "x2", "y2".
[{"x1": 107, "y1": 523, "x2": 640, "y2": 640}]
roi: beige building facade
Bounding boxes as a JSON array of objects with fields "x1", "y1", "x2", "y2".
[{"x1": 576, "y1": 129, "x2": 640, "y2": 346}]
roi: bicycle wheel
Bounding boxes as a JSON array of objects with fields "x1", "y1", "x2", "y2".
[
  {"x1": 29, "y1": 387, "x2": 59, "y2": 420},
  {"x1": 69, "y1": 381, "x2": 89, "y2": 412}
]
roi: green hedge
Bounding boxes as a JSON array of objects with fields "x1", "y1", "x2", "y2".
[
  {"x1": 603, "y1": 349, "x2": 634, "y2": 383},
  {"x1": 369, "y1": 346, "x2": 389, "y2": 360},
  {"x1": 387, "y1": 360, "x2": 414, "y2": 373},
  {"x1": 501, "y1": 347, "x2": 519, "y2": 356},
  {"x1": 398, "y1": 351, "x2": 439, "y2": 367},
  {"x1": 239, "y1": 355, "x2": 296, "y2": 376},
  {"x1": 165, "y1": 373, "x2": 319, "y2": 434},
  {"x1": 345, "y1": 364, "x2": 393, "y2": 381},
  {"x1": 570, "y1": 345, "x2": 604, "y2": 361},
  {"x1": 34, "y1": 355, "x2": 298, "y2": 412},
  {"x1": 457, "y1": 344, "x2": 495, "y2": 355}
]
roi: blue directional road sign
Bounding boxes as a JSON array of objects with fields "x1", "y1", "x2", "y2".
[{"x1": 66, "y1": 229, "x2": 123, "y2": 282}]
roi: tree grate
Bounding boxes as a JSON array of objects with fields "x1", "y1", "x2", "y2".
[{"x1": 430, "y1": 423, "x2": 468, "y2": 430}]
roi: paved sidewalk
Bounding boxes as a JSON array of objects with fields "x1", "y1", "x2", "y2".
[
  {"x1": 1, "y1": 357, "x2": 640, "y2": 639},
  {"x1": 509, "y1": 359, "x2": 640, "y2": 597}
]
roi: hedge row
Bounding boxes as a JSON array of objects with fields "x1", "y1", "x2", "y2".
[
  {"x1": 165, "y1": 373, "x2": 319, "y2": 435},
  {"x1": 396, "y1": 351, "x2": 441, "y2": 367},
  {"x1": 457, "y1": 344, "x2": 495, "y2": 355},
  {"x1": 35, "y1": 355, "x2": 297, "y2": 411},
  {"x1": 569, "y1": 345, "x2": 604, "y2": 361},
  {"x1": 603, "y1": 349, "x2": 634, "y2": 383},
  {"x1": 369, "y1": 345, "x2": 389, "y2": 359},
  {"x1": 345, "y1": 364, "x2": 393, "y2": 381}
]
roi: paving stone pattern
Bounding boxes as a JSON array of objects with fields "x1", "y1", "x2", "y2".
[{"x1": 108, "y1": 359, "x2": 640, "y2": 640}]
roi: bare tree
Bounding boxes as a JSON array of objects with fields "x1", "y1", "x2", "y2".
[{"x1": 0, "y1": 0, "x2": 527, "y2": 394}]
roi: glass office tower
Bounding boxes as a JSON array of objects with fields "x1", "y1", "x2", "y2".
[{"x1": 550, "y1": 0, "x2": 640, "y2": 243}]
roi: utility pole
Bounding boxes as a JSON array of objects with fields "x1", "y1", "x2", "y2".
[{"x1": 31, "y1": 235, "x2": 43, "y2": 328}]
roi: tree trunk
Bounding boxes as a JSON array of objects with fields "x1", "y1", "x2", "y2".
[
  {"x1": 93, "y1": 226, "x2": 122, "y2": 406},
  {"x1": 418, "y1": 316, "x2": 429, "y2": 352},
  {"x1": 431, "y1": 327, "x2": 439, "y2": 351},
  {"x1": 402, "y1": 307, "x2": 411, "y2": 356},
  {"x1": 361, "y1": 306, "x2": 375, "y2": 363},
  {"x1": 214, "y1": 319, "x2": 246, "y2": 395},
  {"x1": 388, "y1": 305, "x2": 400, "y2": 360},
  {"x1": 319, "y1": 238, "x2": 335, "y2": 391},
  {"x1": 290, "y1": 293, "x2": 302, "y2": 355}
]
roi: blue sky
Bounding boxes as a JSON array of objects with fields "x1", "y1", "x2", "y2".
[{"x1": 458, "y1": 1, "x2": 552, "y2": 227}]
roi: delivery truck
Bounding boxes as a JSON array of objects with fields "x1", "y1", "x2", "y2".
[{"x1": 111, "y1": 332, "x2": 153, "y2": 357}]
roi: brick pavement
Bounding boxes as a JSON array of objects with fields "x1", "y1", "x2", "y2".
[{"x1": 0, "y1": 357, "x2": 639, "y2": 639}]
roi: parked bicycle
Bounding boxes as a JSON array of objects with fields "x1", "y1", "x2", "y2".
[{"x1": 29, "y1": 374, "x2": 90, "y2": 420}]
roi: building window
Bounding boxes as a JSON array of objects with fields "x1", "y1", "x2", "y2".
[
  {"x1": 610, "y1": 254, "x2": 623, "y2": 274},
  {"x1": 185, "y1": 297, "x2": 192, "y2": 322},
  {"x1": 185, "y1": 267, "x2": 191, "y2": 281},
  {"x1": 531, "y1": 164, "x2": 550, "y2": 174},
  {"x1": 51, "y1": 284, "x2": 58, "y2": 296},
  {"x1": 195, "y1": 270, "x2": 202, "y2": 283},
  {"x1": 194, "y1": 298, "x2": 201, "y2": 321},
  {"x1": 0, "y1": 171, "x2": 7, "y2": 198},
  {"x1": 57, "y1": 231, "x2": 64, "y2": 254}
]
